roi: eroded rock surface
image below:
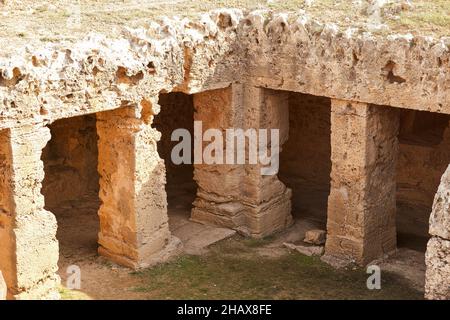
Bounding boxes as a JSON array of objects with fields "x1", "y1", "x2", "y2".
[
  {"x1": 425, "y1": 237, "x2": 450, "y2": 300},
  {"x1": 425, "y1": 165, "x2": 450, "y2": 300},
  {"x1": 429, "y1": 165, "x2": 450, "y2": 240},
  {"x1": 0, "y1": 8, "x2": 449, "y2": 300},
  {"x1": 0, "y1": 9, "x2": 448, "y2": 132}
]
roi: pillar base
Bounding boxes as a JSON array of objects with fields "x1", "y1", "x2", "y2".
[
  {"x1": 98, "y1": 235, "x2": 183, "y2": 269},
  {"x1": 13, "y1": 275, "x2": 60, "y2": 300},
  {"x1": 192, "y1": 188, "x2": 292, "y2": 238}
]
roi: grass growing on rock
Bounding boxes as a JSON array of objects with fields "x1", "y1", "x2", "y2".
[
  {"x1": 129, "y1": 235, "x2": 423, "y2": 300},
  {"x1": 1, "y1": 0, "x2": 448, "y2": 51},
  {"x1": 394, "y1": 0, "x2": 450, "y2": 32}
]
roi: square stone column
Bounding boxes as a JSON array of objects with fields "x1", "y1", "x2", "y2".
[
  {"x1": 324, "y1": 100, "x2": 399, "y2": 265},
  {"x1": 191, "y1": 84, "x2": 292, "y2": 238},
  {"x1": 96, "y1": 105, "x2": 181, "y2": 269},
  {"x1": 0, "y1": 125, "x2": 60, "y2": 300}
]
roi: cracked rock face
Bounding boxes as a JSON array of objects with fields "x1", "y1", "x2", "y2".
[
  {"x1": 425, "y1": 237, "x2": 450, "y2": 300},
  {"x1": 426, "y1": 165, "x2": 450, "y2": 300},
  {"x1": 0, "y1": 9, "x2": 448, "y2": 132},
  {"x1": 429, "y1": 165, "x2": 450, "y2": 240},
  {"x1": 0, "y1": 8, "x2": 449, "y2": 300}
]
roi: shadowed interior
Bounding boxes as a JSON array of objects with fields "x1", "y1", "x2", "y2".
[{"x1": 41, "y1": 114, "x2": 100, "y2": 276}]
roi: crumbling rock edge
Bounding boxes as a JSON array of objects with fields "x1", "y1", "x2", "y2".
[{"x1": 0, "y1": 8, "x2": 449, "y2": 130}]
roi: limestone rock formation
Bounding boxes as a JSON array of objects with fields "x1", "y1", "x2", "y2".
[
  {"x1": 304, "y1": 229, "x2": 326, "y2": 245},
  {"x1": 284, "y1": 242, "x2": 324, "y2": 257},
  {"x1": 0, "y1": 7, "x2": 449, "y2": 300},
  {"x1": 429, "y1": 165, "x2": 450, "y2": 240},
  {"x1": 425, "y1": 165, "x2": 450, "y2": 300},
  {"x1": 425, "y1": 237, "x2": 450, "y2": 300}
]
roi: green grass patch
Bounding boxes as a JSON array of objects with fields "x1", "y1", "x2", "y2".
[
  {"x1": 59, "y1": 286, "x2": 92, "y2": 300},
  {"x1": 130, "y1": 236, "x2": 423, "y2": 300}
]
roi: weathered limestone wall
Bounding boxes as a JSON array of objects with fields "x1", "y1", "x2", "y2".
[
  {"x1": 425, "y1": 165, "x2": 450, "y2": 300},
  {"x1": 244, "y1": 13, "x2": 449, "y2": 114},
  {"x1": 279, "y1": 93, "x2": 331, "y2": 191},
  {"x1": 396, "y1": 110, "x2": 450, "y2": 239},
  {"x1": 0, "y1": 10, "x2": 448, "y2": 133},
  {"x1": 0, "y1": 10, "x2": 244, "y2": 130},
  {"x1": 397, "y1": 111, "x2": 450, "y2": 208},
  {"x1": 191, "y1": 84, "x2": 292, "y2": 237},
  {"x1": 41, "y1": 114, "x2": 99, "y2": 208},
  {"x1": 96, "y1": 104, "x2": 182, "y2": 269},
  {"x1": 324, "y1": 100, "x2": 399, "y2": 266},
  {"x1": 0, "y1": 9, "x2": 448, "y2": 299},
  {"x1": 0, "y1": 126, "x2": 59, "y2": 299}
]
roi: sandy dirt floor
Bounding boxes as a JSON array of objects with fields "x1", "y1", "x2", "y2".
[{"x1": 54, "y1": 177, "x2": 236, "y2": 299}]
